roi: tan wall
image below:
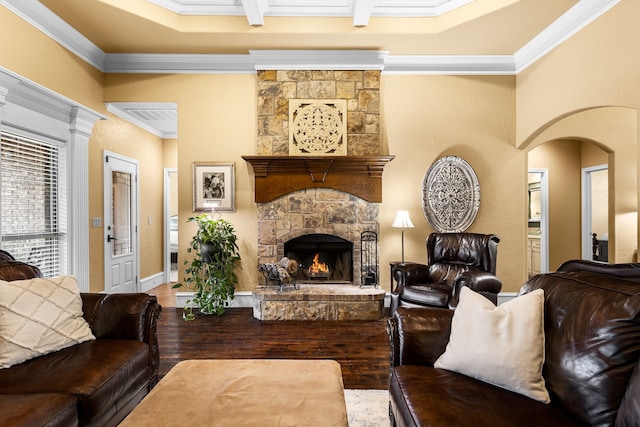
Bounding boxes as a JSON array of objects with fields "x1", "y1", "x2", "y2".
[
  {"x1": 0, "y1": 8, "x2": 104, "y2": 113},
  {"x1": 582, "y1": 143, "x2": 609, "y2": 239},
  {"x1": 528, "y1": 141, "x2": 582, "y2": 270},
  {"x1": 381, "y1": 75, "x2": 524, "y2": 291},
  {"x1": 525, "y1": 107, "x2": 637, "y2": 263},
  {"x1": 89, "y1": 114, "x2": 165, "y2": 292},
  {"x1": 104, "y1": 74, "x2": 259, "y2": 292},
  {"x1": 516, "y1": 1, "x2": 640, "y2": 145},
  {"x1": 582, "y1": 141, "x2": 608, "y2": 167},
  {"x1": 516, "y1": 1, "x2": 639, "y2": 262},
  {"x1": 163, "y1": 139, "x2": 178, "y2": 168}
]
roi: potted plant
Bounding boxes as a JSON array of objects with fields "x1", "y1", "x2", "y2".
[{"x1": 173, "y1": 214, "x2": 241, "y2": 320}]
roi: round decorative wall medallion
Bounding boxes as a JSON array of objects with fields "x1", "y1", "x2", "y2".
[
  {"x1": 422, "y1": 156, "x2": 480, "y2": 233},
  {"x1": 289, "y1": 99, "x2": 347, "y2": 155}
]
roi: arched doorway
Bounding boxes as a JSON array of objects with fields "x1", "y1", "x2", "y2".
[{"x1": 522, "y1": 106, "x2": 637, "y2": 265}]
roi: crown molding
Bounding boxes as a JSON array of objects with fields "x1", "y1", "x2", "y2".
[
  {"x1": 249, "y1": 50, "x2": 388, "y2": 70},
  {"x1": 1, "y1": 0, "x2": 105, "y2": 70},
  {"x1": 1, "y1": 0, "x2": 621, "y2": 75},
  {"x1": 0, "y1": 66, "x2": 106, "y2": 126},
  {"x1": 103, "y1": 53, "x2": 255, "y2": 74},
  {"x1": 383, "y1": 55, "x2": 515, "y2": 75},
  {"x1": 514, "y1": 0, "x2": 621, "y2": 73}
]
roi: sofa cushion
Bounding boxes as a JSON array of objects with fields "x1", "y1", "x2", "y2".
[
  {"x1": 435, "y1": 287, "x2": 549, "y2": 403},
  {"x1": 0, "y1": 339, "x2": 151, "y2": 425},
  {"x1": 390, "y1": 366, "x2": 580, "y2": 427},
  {"x1": 0, "y1": 275, "x2": 95, "y2": 368},
  {"x1": 520, "y1": 272, "x2": 640, "y2": 427},
  {"x1": 0, "y1": 393, "x2": 78, "y2": 427}
]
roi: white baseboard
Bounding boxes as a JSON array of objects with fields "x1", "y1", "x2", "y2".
[
  {"x1": 175, "y1": 291, "x2": 254, "y2": 308},
  {"x1": 140, "y1": 272, "x2": 165, "y2": 293},
  {"x1": 497, "y1": 292, "x2": 518, "y2": 305}
]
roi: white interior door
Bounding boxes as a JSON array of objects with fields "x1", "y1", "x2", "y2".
[
  {"x1": 582, "y1": 165, "x2": 609, "y2": 261},
  {"x1": 104, "y1": 152, "x2": 139, "y2": 293}
]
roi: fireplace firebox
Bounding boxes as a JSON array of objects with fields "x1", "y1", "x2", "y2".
[{"x1": 283, "y1": 234, "x2": 353, "y2": 283}]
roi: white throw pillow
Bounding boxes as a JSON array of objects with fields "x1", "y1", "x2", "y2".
[
  {"x1": 0, "y1": 275, "x2": 95, "y2": 369},
  {"x1": 434, "y1": 286, "x2": 550, "y2": 403}
]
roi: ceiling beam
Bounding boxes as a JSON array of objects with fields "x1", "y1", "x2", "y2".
[
  {"x1": 352, "y1": 0, "x2": 374, "y2": 27},
  {"x1": 241, "y1": 0, "x2": 268, "y2": 26}
]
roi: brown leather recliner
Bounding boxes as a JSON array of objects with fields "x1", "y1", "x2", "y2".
[{"x1": 390, "y1": 232, "x2": 502, "y2": 315}]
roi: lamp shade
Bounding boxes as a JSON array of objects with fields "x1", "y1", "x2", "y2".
[{"x1": 392, "y1": 210, "x2": 415, "y2": 229}]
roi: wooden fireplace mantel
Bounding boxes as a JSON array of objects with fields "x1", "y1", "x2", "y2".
[{"x1": 242, "y1": 155, "x2": 395, "y2": 203}]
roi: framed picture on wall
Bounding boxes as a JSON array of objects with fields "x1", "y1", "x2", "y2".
[{"x1": 192, "y1": 162, "x2": 235, "y2": 212}]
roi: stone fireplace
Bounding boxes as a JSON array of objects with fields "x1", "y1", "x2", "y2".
[
  {"x1": 256, "y1": 188, "x2": 378, "y2": 287},
  {"x1": 247, "y1": 69, "x2": 391, "y2": 320}
]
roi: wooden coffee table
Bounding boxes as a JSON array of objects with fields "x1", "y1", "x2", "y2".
[{"x1": 120, "y1": 359, "x2": 348, "y2": 426}]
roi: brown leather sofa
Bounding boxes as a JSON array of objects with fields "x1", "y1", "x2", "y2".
[
  {"x1": 388, "y1": 260, "x2": 640, "y2": 426},
  {"x1": 0, "y1": 260, "x2": 162, "y2": 427},
  {"x1": 390, "y1": 232, "x2": 501, "y2": 315}
]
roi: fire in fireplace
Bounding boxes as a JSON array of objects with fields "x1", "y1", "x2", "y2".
[
  {"x1": 283, "y1": 234, "x2": 353, "y2": 283},
  {"x1": 306, "y1": 253, "x2": 331, "y2": 278}
]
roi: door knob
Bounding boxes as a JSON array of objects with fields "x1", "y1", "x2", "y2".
[{"x1": 107, "y1": 235, "x2": 117, "y2": 243}]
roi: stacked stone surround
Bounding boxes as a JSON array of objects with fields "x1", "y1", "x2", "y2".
[
  {"x1": 253, "y1": 70, "x2": 383, "y2": 320},
  {"x1": 256, "y1": 70, "x2": 380, "y2": 156},
  {"x1": 257, "y1": 188, "x2": 379, "y2": 287}
]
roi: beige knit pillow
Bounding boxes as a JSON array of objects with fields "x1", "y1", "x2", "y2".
[
  {"x1": 434, "y1": 286, "x2": 550, "y2": 403},
  {"x1": 0, "y1": 275, "x2": 95, "y2": 368}
]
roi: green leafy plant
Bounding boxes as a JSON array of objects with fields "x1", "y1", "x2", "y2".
[{"x1": 173, "y1": 214, "x2": 241, "y2": 320}]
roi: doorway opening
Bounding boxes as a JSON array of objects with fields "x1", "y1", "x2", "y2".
[
  {"x1": 582, "y1": 165, "x2": 608, "y2": 262},
  {"x1": 164, "y1": 168, "x2": 178, "y2": 283},
  {"x1": 527, "y1": 169, "x2": 549, "y2": 277}
]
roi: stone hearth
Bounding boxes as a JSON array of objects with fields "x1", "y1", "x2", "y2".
[{"x1": 253, "y1": 284, "x2": 385, "y2": 321}]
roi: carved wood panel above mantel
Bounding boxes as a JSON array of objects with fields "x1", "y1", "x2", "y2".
[{"x1": 242, "y1": 155, "x2": 395, "y2": 203}]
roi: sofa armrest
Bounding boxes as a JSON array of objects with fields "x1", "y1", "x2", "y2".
[
  {"x1": 387, "y1": 306, "x2": 453, "y2": 368},
  {"x1": 81, "y1": 293, "x2": 162, "y2": 384},
  {"x1": 451, "y1": 271, "x2": 502, "y2": 306},
  {"x1": 558, "y1": 259, "x2": 640, "y2": 280}
]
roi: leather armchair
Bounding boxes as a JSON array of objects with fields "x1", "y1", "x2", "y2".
[{"x1": 390, "y1": 232, "x2": 501, "y2": 315}]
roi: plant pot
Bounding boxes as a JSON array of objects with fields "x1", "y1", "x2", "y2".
[{"x1": 200, "y1": 242, "x2": 221, "y2": 263}]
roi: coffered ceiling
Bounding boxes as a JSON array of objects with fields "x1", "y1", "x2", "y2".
[{"x1": 1, "y1": 0, "x2": 621, "y2": 136}]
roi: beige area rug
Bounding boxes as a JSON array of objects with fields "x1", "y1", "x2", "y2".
[{"x1": 345, "y1": 389, "x2": 390, "y2": 427}]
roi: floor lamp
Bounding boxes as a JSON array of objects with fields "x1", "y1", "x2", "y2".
[{"x1": 391, "y1": 210, "x2": 414, "y2": 263}]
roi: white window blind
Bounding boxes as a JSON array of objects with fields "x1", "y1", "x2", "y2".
[{"x1": 0, "y1": 132, "x2": 67, "y2": 277}]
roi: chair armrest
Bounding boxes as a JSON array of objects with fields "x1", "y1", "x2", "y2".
[
  {"x1": 450, "y1": 271, "x2": 502, "y2": 307},
  {"x1": 391, "y1": 262, "x2": 430, "y2": 292},
  {"x1": 81, "y1": 293, "x2": 162, "y2": 384},
  {"x1": 387, "y1": 306, "x2": 453, "y2": 368}
]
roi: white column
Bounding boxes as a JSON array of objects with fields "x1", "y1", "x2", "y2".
[{"x1": 69, "y1": 107, "x2": 103, "y2": 292}]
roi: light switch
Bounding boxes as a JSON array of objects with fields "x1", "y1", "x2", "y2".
[
  {"x1": 148, "y1": 216, "x2": 152, "y2": 225},
  {"x1": 92, "y1": 217, "x2": 102, "y2": 228}
]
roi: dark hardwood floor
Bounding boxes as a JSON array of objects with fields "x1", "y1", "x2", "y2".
[{"x1": 151, "y1": 283, "x2": 390, "y2": 390}]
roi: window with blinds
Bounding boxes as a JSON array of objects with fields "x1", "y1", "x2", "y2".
[{"x1": 0, "y1": 132, "x2": 67, "y2": 277}]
